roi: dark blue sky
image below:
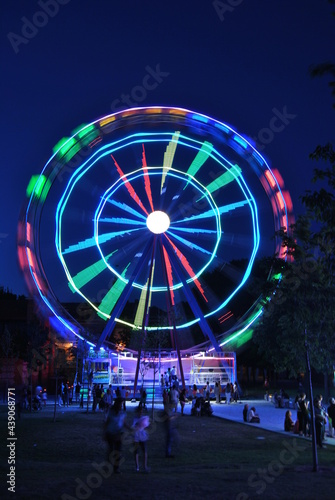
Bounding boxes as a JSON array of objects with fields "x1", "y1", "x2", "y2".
[{"x1": 1, "y1": 0, "x2": 334, "y2": 296}]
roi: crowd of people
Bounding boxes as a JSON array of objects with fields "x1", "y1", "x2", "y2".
[
  {"x1": 21, "y1": 375, "x2": 335, "y2": 475},
  {"x1": 102, "y1": 374, "x2": 236, "y2": 473},
  {"x1": 282, "y1": 392, "x2": 335, "y2": 448}
]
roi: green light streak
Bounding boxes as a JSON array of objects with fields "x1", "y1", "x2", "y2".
[
  {"x1": 68, "y1": 251, "x2": 117, "y2": 292},
  {"x1": 77, "y1": 124, "x2": 96, "y2": 139},
  {"x1": 64, "y1": 141, "x2": 81, "y2": 162},
  {"x1": 57, "y1": 137, "x2": 76, "y2": 156},
  {"x1": 184, "y1": 141, "x2": 213, "y2": 184},
  {"x1": 134, "y1": 285, "x2": 148, "y2": 327},
  {"x1": 52, "y1": 135, "x2": 82, "y2": 161},
  {"x1": 204, "y1": 164, "x2": 242, "y2": 196},
  {"x1": 52, "y1": 136, "x2": 70, "y2": 154},
  {"x1": 134, "y1": 260, "x2": 154, "y2": 326},
  {"x1": 235, "y1": 329, "x2": 253, "y2": 348},
  {"x1": 272, "y1": 273, "x2": 282, "y2": 280},
  {"x1": 97, "y1": 264, "x2": 130, "y2": 319},
  {"x1": 71, "y1": 123, "x2": 99, "y2": 147},
  {"x1": 219, "y1": 308, "x2": 263, "y2": 348},
  {"x1": 26, "y1": 175, "x2": 51, "y2": 201}
]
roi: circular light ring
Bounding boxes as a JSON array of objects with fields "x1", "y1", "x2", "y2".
[
  {"x1": 54, "y1": 134, "x2": 259, "y2": 327},
  {"x1": 21, "y1": 106, "x2": 294, "y2": 344}
]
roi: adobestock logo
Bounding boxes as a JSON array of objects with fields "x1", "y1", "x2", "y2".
[
  {"x1": 7, "y1": 0, "x2": 71, "y2": 54},
  {"x1": 110, "y1": 64, "x2": 170, "y2": 112},
  {"x1": 213, "y1": 0, "x2": 244, "y2": 22},
  {"x1": 251, "y1": 106, "x2": 297, "y2": 152},
  {"x1": 236, "y1": 438, "x2": 307, "y2": 499}
]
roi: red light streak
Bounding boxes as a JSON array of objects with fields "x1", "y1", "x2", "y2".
[
  {"x1": 26, "y1": 247, "x2": 44, "y2": 293},
  {"x1": 272, "y1": 168, "x2": 284, "y2": 188},
  {"x1": 264, "y1": 170, "x2": 276, "y2": 189},
  {"x1": 282, "y1": 190, "x2": 293, "y2": 212},
  {"x1": 276, "y1": 191, "x2": 285, "y2": 211},
  {"x1": 27, "y1": 222, "x2": 32, "y2": 243},
  {"x1": 111, "y1": 154, "x2": 148, "y2": 215},
  {"x1": 162, "y1": 245, "x2": 175, "y2": 305},
  {"x1": 164, "y1": 235, "x2": 208, "y2": 302},
  {"x1": 218, "y1": 311, "x2": 233, "y2": 324},
  {"x1": 89, "y1": 136, "x2": 102, "y2": 148}
]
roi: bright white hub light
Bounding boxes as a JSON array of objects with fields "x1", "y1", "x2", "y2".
[{"x1": 146, "y1": 210, "x2": 170, "y2": 234}]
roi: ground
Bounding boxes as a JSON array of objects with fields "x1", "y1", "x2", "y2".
[{"x1": 1, "y1": 404, "x2": 335, "y2": 499}]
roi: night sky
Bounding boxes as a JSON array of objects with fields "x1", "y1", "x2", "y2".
[{"x1": 1, "y1": 0, "x2": 334, "y2": 297}]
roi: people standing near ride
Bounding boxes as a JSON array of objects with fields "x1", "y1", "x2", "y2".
[
  {"x1": 179, "y1": 388, "x2": 187, "y2": 415},
  {"x1": 95, "y1": 384, "x2": 101, "y2": 411},
  {"x1": 35, "y1": 385, "x2": 43, "y2": 398},
  {"x1": 104, "y1": 398, "x2": 130, "y2": 473},
  {"x1": 214, "y1": 382, "x2": 220, "y2": 404},
  {"x1": 296, "y1": 393, "x2": 309, "y2": 436},
  {"x1": 327, "y1": 397, "x2": 335, "y2": 438},
  {"x1": 132, "y1": 406, "x2": 150, "y2": 472},
  {"x1": 233, "y1": 382, "x2": 239, "y2": 403},
  {"x1": 162, "y1": 388, "x2": 169, "y2": 411},
  {"x1": 68, "y1": 385, "x2": 73, "y2": 405},
  {"x1": 170, "y1": 384, "x2": 179, "y2": 413},
  {"x1": 165, "y1": 371, "x2": 169, "y2": 388},
  {"x1": 121, "y1": 386, "x2": 127, "y2": 411},
  {"x1": 42, "y1": 389, "x2": 48, "y2": 407},
  {"x1": 314, "y1": 397, "x2": 327, "y2": 448},
  {"x1": 92, "y1": 384, "x2": 98, "y2": 412},
  {"x1": 226, "y1": 382, "x2": 231, "y2": 404},
  {"x1": 139, "y1": 387, "x2": 147, "y2": 410},
  {"x1": 205, "y1": 381, "x2": 210, "y2": 401},
  {"x1": 99, "y1": 385, "x2": 105, "y2": 411},
  {"x1": 75, "y1": 382, "x2": 81, "y2": 403},
  {"x1": 194, "y1": 397, "x2": 202, "y2": 417},
  {"x1": 63, "y1": 383, "x2": 69, "y2": 407},
  {"x1": 167, "y1": 368, "x2": 172, "y2": 386},
  {"x1": 164, "y1": 408, "x2": 178, "y2": 458},
  {"x1": 104, "y1": 388, "x2": 113, "y2": 414}
]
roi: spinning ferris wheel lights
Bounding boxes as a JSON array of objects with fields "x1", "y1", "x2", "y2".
[{"x1": 19, "y1": 106, "x2": 294, "y2": 351}]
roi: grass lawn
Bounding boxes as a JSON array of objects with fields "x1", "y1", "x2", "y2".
[{"x1": 1, "y1": 404, "x2": 335, "y2": 499}]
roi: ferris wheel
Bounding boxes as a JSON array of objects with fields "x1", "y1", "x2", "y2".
[{"x1": 18, "y1": 106, "x2": 294, "y2": 354}]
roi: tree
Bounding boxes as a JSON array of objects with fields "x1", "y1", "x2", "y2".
[
  {"x1": 252, "y1": 235, "x2": 335, "y2": 379},
  {"x1": 253, "y1": 149, "x2": 335, "y2": 371},
  {"x1": 253, "y1": 89, "x2": 335, "y2": 384}
]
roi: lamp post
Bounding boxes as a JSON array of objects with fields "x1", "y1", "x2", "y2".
[{"x1": 305, "y1": 334, "x2": 318, "y2": 472}]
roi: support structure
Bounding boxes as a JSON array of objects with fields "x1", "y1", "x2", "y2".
[
  {"x1": 158, "y1": 236, "x2": 185, "y2": 389},
  {"x1": 133, "y1": 236, "x2": 157, "y2": 395},
  {"x1": 96, "y1": 237, "x2": 154, "y2": 349},
  {"x1": 163, "y1": 240, "x2": 222, "y2": 354}
]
